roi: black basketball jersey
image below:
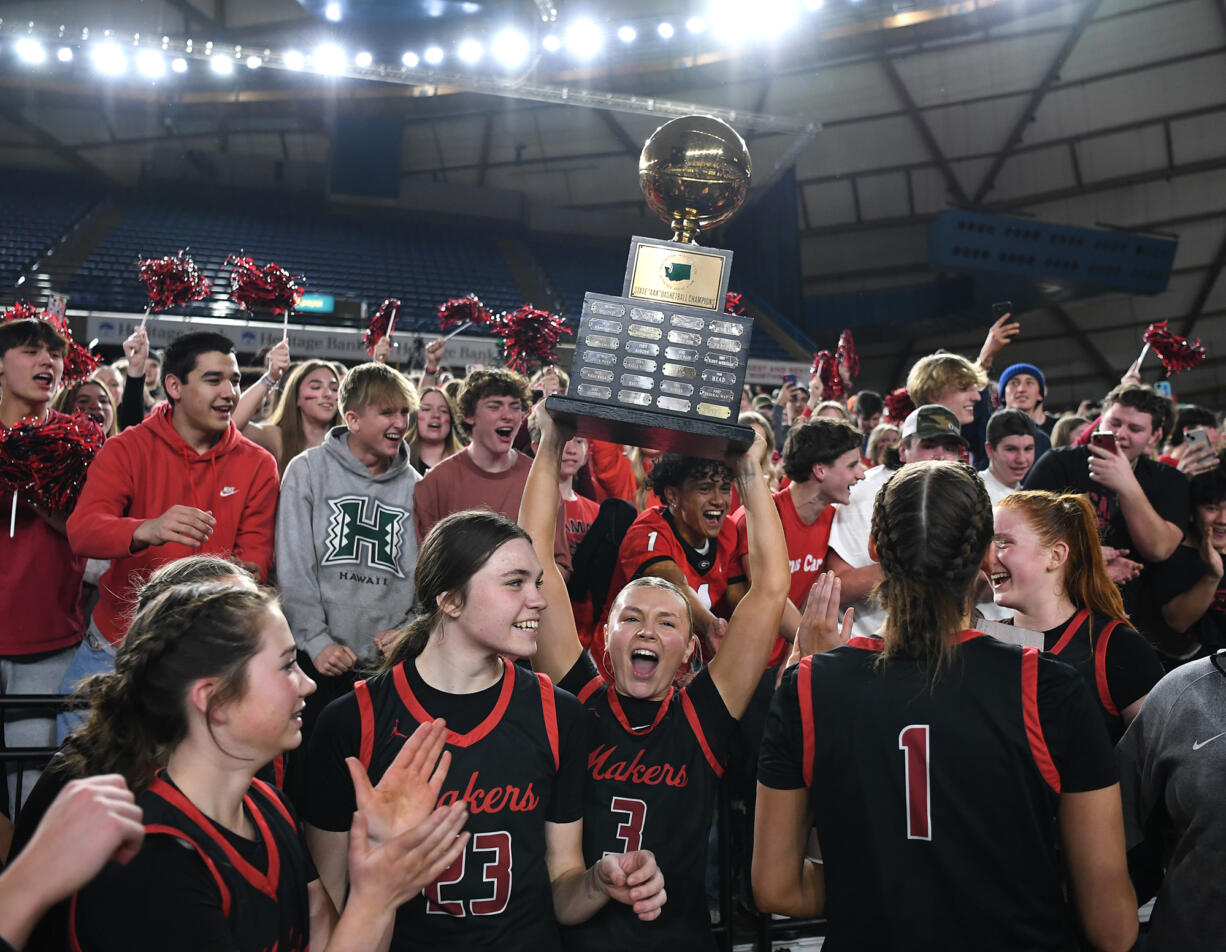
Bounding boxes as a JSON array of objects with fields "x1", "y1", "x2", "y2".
[
  {"x1": 759, "y1": 632, "x2": 1117, "y2": 952},
  {"x1": 558, "y1": 653, "x2": 736, "y2": 952},
  {"x1": 304, "y1": 658, "x2": 585, "y2": 952},
  {"x1": 70, "y1": 774, "x2": 313, "y2": 952}
]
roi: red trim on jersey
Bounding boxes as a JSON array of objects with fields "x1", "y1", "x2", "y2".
[
  {"x1": 607, "y1": 684, "x2": 674, "y2": 736},
  {"x1": 957, "y1": 629, "x2": 987, "y2": 644},
  {"x1": 1021, "y1": 647, "x2": 1061, "y2": 793},
  {"x1": 1050, "y1": 609, "x2": 1089, "y2": 655},
  {"x1": 271, "y1": 753, "x2": 285, "y2": 789},
  {"x1": 146, "y1": 825, "x2": 233, "y2": 916},
  {"x1": 147, "y1": 777, "x2": 281, "y2": 901},
  {"x1": 577, "y1": 673, "x2": 605, "y2": 705},
  {"x1": 253, "y1": 778, "x2": 295, "y2": 829},
  {"x1": 846, "y1": 635, "x2": 884, "y2": 651},
  {"x1": 355, "y1": 678, "x2": 375, "y2": 770},
  {"x1": 68, "y1": 893, "x2": 84, "y2": 952},
  {"x1": 1094, "y1": 620, "x2": 1123, "y2": 717},
  {"x1": 679, "y1": 689, "x2": 725, "y2": 778},
  {"x1": 798, "y1": 656, "x2": 815, "y2": 788},
  {"x1": 536, "y1": 672, "x2": 560, "y2": 770},
  {"x1": 392, "y1": 658, "x2": 516, "y2": 747}
]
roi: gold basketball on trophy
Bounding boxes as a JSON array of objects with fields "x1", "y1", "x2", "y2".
[{"x1": 638, "y1": 115, "x2": 752, "y2": 244}]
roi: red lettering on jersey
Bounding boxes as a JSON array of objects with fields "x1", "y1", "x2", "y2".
[
  {"x1": 588, "y1": 744, "x2": 689, "y2": 787},
  {"x1": 437, "y1": 772, "x2": 540, "y2": 814}
]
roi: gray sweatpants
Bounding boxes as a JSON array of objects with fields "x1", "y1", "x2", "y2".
[{"x1": 1, "y1": 645, "x2": 77, "y2": 814}]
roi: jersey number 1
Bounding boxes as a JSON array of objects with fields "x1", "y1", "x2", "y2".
[{"x1": 898, "y1": 725, "x2": 932, "y2": 841}]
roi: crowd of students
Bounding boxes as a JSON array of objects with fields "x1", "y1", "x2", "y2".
[{"x1": 0, "y1": 304, "x2": 1223, "y2": 951}]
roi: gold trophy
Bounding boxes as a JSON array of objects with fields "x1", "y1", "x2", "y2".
[{"x1": 546, "y1": 115, "x2": 757, "y2": 459}]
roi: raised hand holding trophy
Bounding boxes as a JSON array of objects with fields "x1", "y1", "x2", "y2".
[{"x1": 545, "y1": 115, "x2": 757, "y2": 460}]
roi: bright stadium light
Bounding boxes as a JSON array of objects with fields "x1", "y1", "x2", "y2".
[
  {"x1": 354, "y1": 50, "x2": 373, "y2": 67},
  {"x1": 423, "y1": 45, "x2": 444, "y2": 65},
  {"x1": 401, "y1": 50, "x2": 420, "y2": 67},
  {"x1": 57, "y1": 46, "x2": 74, "y2": 63},
  {"x1": 657, "y1": 21, "x2": 675, "y2": 39},
  {"x1": 565, "y1": 19, "x2": 603, "y2": 59},
  {"x1": 284, "y1": 49, "x2": 305, "y2": 70},
  {"x1": 324, "y1": 2, "x2": 342, "y2": 22},
  {"x1": 91, "y1": 42, "x2": 127, "y2": 76},
  {"x1": 136, "y1": 49, "x2": 166, "y2": 77},
  {"x1": 457, "y1": 38, "x2": 483, "y2": 63},
  {"x1": 246, "y1": 55, "x2": 263, "y2": 69},
  {"x1": 313, "y1": 43, "x2": 346, "y2": 74},
  {"x1": 803, "y1": 0, "x2": 823, "y2": 8},
  {"x1": 542, "y1": 33, "x2": 562, "y2": 52},
  {"x1": 686, "y1": 15, "x2": 707, "y2": 33},
  {"x1": 491, "y1": 29, "x2": 529, "y2": 67},
  {"x1": 16, "y1": 38, "x2": 46, "y2": 64},
  {"x1": 210, "y1": 53, "x2": 234, "y2": 75},
  {"x1": 171, "y1": 56, "x2": 188, "y2": 72},
  {"x1": 617, "y1": 25, "x2": 637, "y2": 43}
]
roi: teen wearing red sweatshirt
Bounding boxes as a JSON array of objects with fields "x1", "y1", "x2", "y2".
[{"x1": 63, "y1": 331, "x2": 278, "y2": 723}]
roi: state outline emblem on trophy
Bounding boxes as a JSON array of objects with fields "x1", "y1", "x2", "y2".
[{"x1": 545, "y1": 114, "x2": 757, "y2": 461}]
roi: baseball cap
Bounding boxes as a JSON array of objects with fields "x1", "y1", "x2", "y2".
[{"x1": 901, "y1": 404, "x2": 970, "y2": 447}]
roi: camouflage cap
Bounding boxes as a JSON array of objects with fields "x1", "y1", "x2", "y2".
[{"x1": 901, "y1": 404, "x2": 969, "y2": 447}]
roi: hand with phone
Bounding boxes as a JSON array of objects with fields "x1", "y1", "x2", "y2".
[
  {"x1": 1177, "y1": 427, "x2": 1220, "y2": 477},
  {"x1": 977, "y1": 301, "x2": 1019, "y2": 371},
  {"x1": 1088, "y1": 429, "x2": 1138, "y2": 494}
]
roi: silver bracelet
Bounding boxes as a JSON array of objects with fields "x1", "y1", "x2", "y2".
[{"x1": 259, "y1": 373, "x2": 281, "y2": 392}]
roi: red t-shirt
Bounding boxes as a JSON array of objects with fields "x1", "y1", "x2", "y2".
[
  {"x1": 563, "y1": 493, "x2": 600, "y2": 557},
  {"x1": 731, "y1": 487, "x2": 836, "y2": 667}
]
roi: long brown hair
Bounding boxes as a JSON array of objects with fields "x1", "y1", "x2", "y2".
[
  {"x1": 265, "y1": 360, "x2": 342, "y2": 471},
  {"x1": 871, "y1": 461, "x2": 993, "y2": 673},
  {"x1": 408, "y1": 385, "x2": 465, "y2": 471},
  {"x1": 63, "y1": 584, "x2": 273, "y2": 792},
  {"x1": 382, "y1": 510, "x2": 531, "y2": 669},
  {"x1": 995, "y1": 491, "x2": 1127, "y2": 623}
]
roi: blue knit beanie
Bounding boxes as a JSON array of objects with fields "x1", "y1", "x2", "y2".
[{"x1": 999, "y1": 362, "x2": 1045, "y2": 396}]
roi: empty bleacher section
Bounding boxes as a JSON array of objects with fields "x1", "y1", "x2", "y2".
[
  {"x1": 527, "y1": 236, "x2": 626, "y2": 320},
  {"x1": 0, "y1": 170, "x2": 103, "y2": 290},
  {"x1": 64, "y1": 188, "x2": 524, "y2": 333}
]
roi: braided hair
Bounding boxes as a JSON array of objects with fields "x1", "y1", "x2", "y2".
[
  {"x1": 62, "y1": 583, "x2": 273, "y2": 792},
  {"x1": 871, "y1": 461, "x2": 993, "y2": 674}
]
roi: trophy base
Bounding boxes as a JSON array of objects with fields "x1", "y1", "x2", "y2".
[{"x1": 545, "y1": 395, "x2": 754, "y2": 461}]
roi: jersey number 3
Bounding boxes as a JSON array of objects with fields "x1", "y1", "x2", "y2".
[
  {"x1": 425, "y1": 831, "x2": 512, "y2": 916},
  {"x1": 605, "y1": 796, "x2": 647, "y2": 855},
  {"x1": 898, "y1": 725, "x2": 932, "y2": 841}
]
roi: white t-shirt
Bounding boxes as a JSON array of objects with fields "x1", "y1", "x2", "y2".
[
  {"x1": 980, "y1": 466, "x2": 1021, "y2": 506},
  {"x1": 828, "y1": 464, "x2": 893, "y2": 639}
]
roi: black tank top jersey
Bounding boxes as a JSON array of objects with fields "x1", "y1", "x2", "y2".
[
  {"x1": 759, "y1": 632, "x2": 1117, "y2": 952},
  {"x1": 302, "y1": 659, "x2": 586, "y2": 952},
  {"x1": 70, "y1": 775, "x2": 313, "y2": 952},
  {"x1": 558, "y1": 652, "x2": 737, "y2": 952},
  {"x1": 1040, "y1": 609, "x2": 1165, "y2": 744}
]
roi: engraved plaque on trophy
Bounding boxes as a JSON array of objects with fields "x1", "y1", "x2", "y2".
[{"x1": 546, "y1": 115, "x2": 756, "y2": 460}]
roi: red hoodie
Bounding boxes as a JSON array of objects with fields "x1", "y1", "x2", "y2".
[{"x1": 67, "y1": 402, "x2": 279, "y2": 645}]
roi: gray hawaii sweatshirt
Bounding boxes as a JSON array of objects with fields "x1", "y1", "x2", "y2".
[{"x1": 276, "y1": 426, "x2": 420, "y2": 662}]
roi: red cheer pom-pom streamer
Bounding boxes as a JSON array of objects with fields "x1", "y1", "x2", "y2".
[
  {"x1": 836, "y1": 329, "x2": 859, "y2": 380},
  {"x1": 811, "y1": 349, "x2": 845, "y2": 402},
  {"x1": 1143, "y1": 320, "x2": 1206, "y2": 375},
  {"x1": 363, "y1": 298, "x2": 401, "y2": 356},
  {"x1": 438, "y1": 293, "x2": 492, "y2": 332},
  {"x1": 2, "y1": 302, "x2": 101, "y2": 387},
  {"x1": 226, "y1": 255, "x2": 304, "y2": 316},
  {"x1": 724, "y1": 292, "x2": 746, "y2": 315},
  {"x1": 137, "y1": 250, "x2": 211, "y2": 312},
  {"x1": 490, "y1": 305, "x2": 572, "y2": 374},
  {"x1": 0, "y1": 414, "x2": 104, "y2": 512},
  {"x1": 883, "y1": 387, "x2": 915, "y2": 425}
]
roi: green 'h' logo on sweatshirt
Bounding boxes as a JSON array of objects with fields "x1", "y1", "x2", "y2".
[{"x1": 322, "y1": 495, "x2": 408, "y2": 577}]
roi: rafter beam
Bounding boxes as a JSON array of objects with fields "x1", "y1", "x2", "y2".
[
  {"x1": 475, "y1": 114, "x2": 493, "y2": 186},
  {"x1": 163, "y1": 0, "x2": 223, "y2": 35},
  {"x1": 877, "y1": 52, "x2": 968, "y2": 205},
  {"x1": 596, "y1": 109, "x2": 638, "y2": 157},
  {"x1": 971, "y1": 0, "x2": 1105, "y2": 205},
  {"x1": 1048, "y1": 304, "x2": 1117, "y2": 388},
  {"x1": 0, "y1": 108, "x2": 111, "y2": 183},
  {"x1": 1180, "y1": 224, "x2": 1226, "y2": 338}
]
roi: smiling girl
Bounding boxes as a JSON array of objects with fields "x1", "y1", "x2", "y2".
[
  {"x1": 407, "y1": 385, "x2": 464, "y2": 474},
  {"x1": 521, "y1": 409, "x2": 788, "y2": 951},
  {"x1": 236, "y1": 354, "x2": 344, "y2": 474}
]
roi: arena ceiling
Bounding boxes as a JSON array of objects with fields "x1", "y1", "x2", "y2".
[{"x1": 0, "y1": 0, "x2": 1222, "y2": 403}]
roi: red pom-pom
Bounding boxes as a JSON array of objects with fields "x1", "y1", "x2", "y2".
[
  {"x1": 438, "y1": 294, "x2": 492, "y2": 332},
  {"x1": 883, "y1": 388, "x2": 915, "y2": 425},
  {"x1": 490, "y1": 305, "x2": 572, "y2": 374},
  {"x1": 1143, "y1": 320, "x2": 1206, "y2": 376},
  {"x1": 226, "y1": 255, "x2": 305, "y2": 316},
  {"x1": 836, "y1": 329, "x2": 859, "y2": 381},
  {"x1": 137, "y1": 250, "x2": 211, "y2": 312},
  {"x1": 0, "y1": 414, "x2": 104, "y2": 512},
  {"x1": 724, "y1": 292, "x2": 746, "y2": 315},
  {"x1": 811, "y1": 349, "x2": 845, "y2": 402},
  {"x1": 2, "y1": 302, "x2": 101, "y2": 387},
  {"x1": 363, "y1": 298, "x2": 400, "y2": 356}
]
